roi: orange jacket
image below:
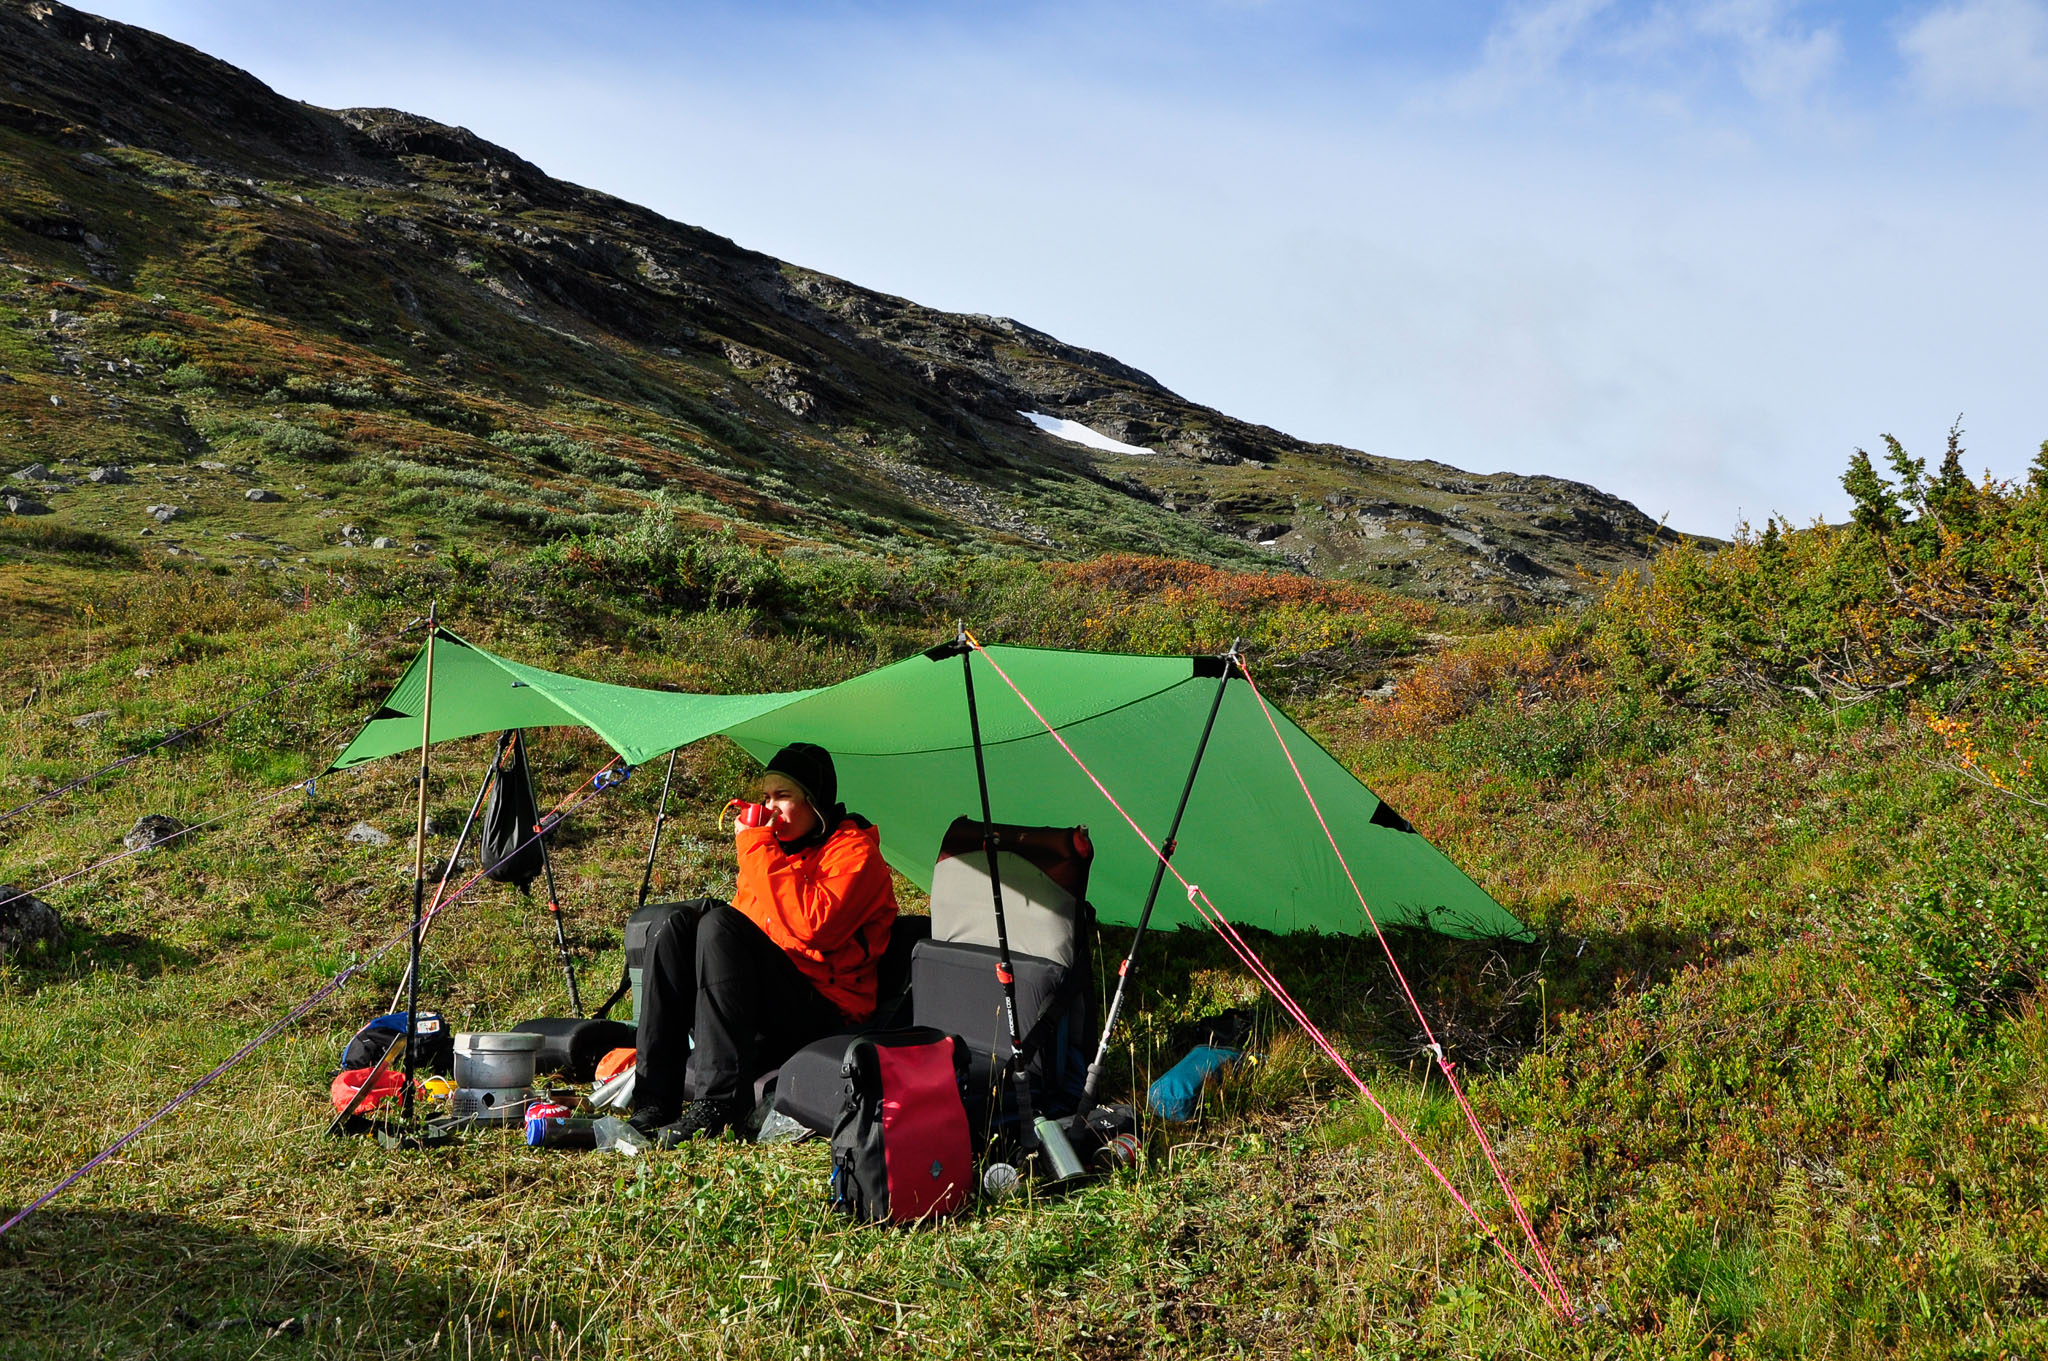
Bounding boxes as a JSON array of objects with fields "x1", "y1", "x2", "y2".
[{"x1": 733, "y1": 818, "x2": 898, "y2": 1021}]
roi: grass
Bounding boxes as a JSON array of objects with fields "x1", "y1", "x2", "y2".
[{"x1": 0, "y1": 539, "x2": 2042, "y2": 1360}]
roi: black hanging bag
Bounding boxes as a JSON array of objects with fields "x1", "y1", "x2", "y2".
[
  {"x1": 482, "y1": 732, "x2": 545, "y2": 887},
  {"x1": 828, "y1": 1028, "x2": 973, "y2": 1225}
]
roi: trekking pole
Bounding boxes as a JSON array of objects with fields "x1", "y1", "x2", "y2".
[
  {"x1": 956, "y1": 624, "x2": 1037, "y2": 1141},
  {"x1": 585, "y1": 748, "x2": 676, "y2": 1024},
  {"x1": 635, "y1": 748, "x2": 680, "y2": 911},
  {"x1": 521, "y1": 731, "x2": 584, "y2": 1016},
  {"x1": 1079, "y1": 641, "x2": 1241, "y2": 1113},
  {"x1": 388, "y1": 730, "x2": 510, "y2": 1013},
  {"x1": 402, "y1": 603, "x2": 439, "y2": 1130}
]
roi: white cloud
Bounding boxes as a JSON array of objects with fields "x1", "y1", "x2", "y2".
[
  {"x1": 1901, "y1": 0, "x2": 2048, "y2": 111},
  {"x1": 1447, "y1": 0, "x2": 1618, "y2": 110},
  {"x1": 1695, "y1": 0, "x2": 1842, "y2": 105}
]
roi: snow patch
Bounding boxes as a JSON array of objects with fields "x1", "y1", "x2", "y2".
[{"x1": 1020, "y1": 411, "x2": 1153, "y2": 456}]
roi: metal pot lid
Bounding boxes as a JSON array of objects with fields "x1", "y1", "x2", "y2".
[{"x1": 454, "y1": 1031, "x2": 544, "y2": 1053}]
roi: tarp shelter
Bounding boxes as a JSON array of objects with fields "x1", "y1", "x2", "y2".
[{"x1": 336, "y1": 631, "x2": 1526, "y2": 941}]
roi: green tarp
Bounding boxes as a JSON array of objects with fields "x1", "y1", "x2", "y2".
[
  {"x1": 335, "y1": 632, "x2": 1525, "y2": 941},
  {"x1": 331, "y1": 630, "x2": 820, "y2": 769}
]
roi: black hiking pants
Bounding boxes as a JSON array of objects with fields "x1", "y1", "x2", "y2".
[{"x1": 634, "y1": 898, "x2": 848, "y2": 1114}]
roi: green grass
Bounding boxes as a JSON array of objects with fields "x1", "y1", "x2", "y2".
[{"x1": 0, "y1": 542, "x2": 2043, "y2": 1360}]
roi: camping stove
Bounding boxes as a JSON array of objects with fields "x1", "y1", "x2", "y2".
[{"x1": 450, "y1": 1086, "x2": 533, "y2": 1122}]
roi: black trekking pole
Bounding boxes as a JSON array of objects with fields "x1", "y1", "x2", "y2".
[
  {"x1": 1078, "y1": 641, "x2": 1241, "y2": 1114},
  {"x1": 520, "y1": 731, "x2": 583, "y2": 1016},
  {"x1": 956, "y1": 625, "x2": 1038, "y2": 1145},
  {"x1": 388, "y1": 729, "x2": 511, "y2": 1013},
  {"x1": 590, "y1": 748, "x2": 678, "y2": 1023},
  {"x1": 635, "y1": 748, "x2": 679, "y2": 912}
]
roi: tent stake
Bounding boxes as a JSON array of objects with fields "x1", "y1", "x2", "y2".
[
  {"x1": 401, "y1": 602, "x2": 438, "y2": 1129},
  {"x1": 957, "y1": 626, "x2": 1036, "y2": 1140},
  {"x1": 1079, "y1": 641, "x2": 1242, "y2": 1113},
  {"x1": 519, "y1": 731, "x2": 583, "y2": 1016},
  {"x1": 388, "y1": 729, "x2": 511, "y2": 1013}
]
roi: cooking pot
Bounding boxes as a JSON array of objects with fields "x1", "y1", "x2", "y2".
[{"x1": 453, "y1": 1031, "x2": 542, "y2": 1090}]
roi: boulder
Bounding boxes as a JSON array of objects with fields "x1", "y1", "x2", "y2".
[
  {"x1": 146, "y1": 504, "x2": 182, "y2": 523},
  {"x1": 87, "y1": 466, "x2": 131, "y2": 484},
  {"x1": 0, "y1": 884, "x2": 63, "y2": 958},
  {"x1": 123, "y1": 813, "x2": 187, "y2": 852},
  {"x1": 4, "y1": 495, "x2": 51, "y2": 516},
  {"x1": 345, "y1": 821, "x2": 392, "y2": 847},
  {"x1": 371, "y1": 536, "x2": 397, "y2": 549},
  {"x1": 244, "y1": 488, "x2": 282, "y2": 502},
  {"x1": 10, "y1": 463, "x2": 55, "y2": 482},
  {"x1": 69, "y1": 709, "x2": 115, "y2": 728},
  {"x1": 196, "y1": 460, "x2": 228, "y2": 472}
]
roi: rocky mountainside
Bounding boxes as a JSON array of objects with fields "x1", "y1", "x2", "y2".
[{"x1": 0, "y1": 0, "x2": 1682, "y2": 604}]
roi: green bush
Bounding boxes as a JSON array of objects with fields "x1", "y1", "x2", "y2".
[
  {"x1": 1857, "y1": 823, "x2": 2048, "y2": 1026},
  {"x1": 533, "y1": 501, "x2": 789, "y2": 611},
  {"x1": 129, "y1": 334, "x2": 187, "y2": 368},
  {"x1": 252, "y1": 420, "x2": 347, "y2": 462}
]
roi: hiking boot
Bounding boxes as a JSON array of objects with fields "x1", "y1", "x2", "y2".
[
  {"x1": 627, "y1": 1105, "x2": 674, "y2": 1137},
  {"x1": 654, "y1": 1098, "x2": 741, "y2": 1146}
]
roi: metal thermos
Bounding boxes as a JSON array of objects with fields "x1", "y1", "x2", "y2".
[{"x1": 1032, "y1": 1116, "x2": 1086, "y2": 1181}]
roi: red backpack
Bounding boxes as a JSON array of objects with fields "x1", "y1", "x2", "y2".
[{"x1": 828, "y1": 1028, "x2": 972, "y2": 1224}]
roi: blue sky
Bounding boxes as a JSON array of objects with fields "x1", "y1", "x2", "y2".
[{"x1": 84, "y1": 1, "x2": 2048, "y2": 535}]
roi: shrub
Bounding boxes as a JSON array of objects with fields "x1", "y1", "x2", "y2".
[
  {"x1": 129, "y1": 334, "x2": 186, "y2": 368},
  {"x1": 1364, "y1": 620, "x2": 1598, "y2": 740},
  {"x1": 252, "y1": 420, "x2": 347, "y2": 462},
  {"x1": 1598, "y1": 427, "x2": 2048, "y2": 713},
  {"x1": 1855, "y1": 819, "x2": 2048, "y2": 1027},
  {"x1": 490, "y1": 431, "x2": 658, "y2": 489},
  {"x1": 533, "y1": 501, "x2": 790, "y2": 611}
]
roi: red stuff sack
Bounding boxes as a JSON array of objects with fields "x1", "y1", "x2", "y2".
[
  {"x1": 330, "y1": 1065, "x2": 406, "y2": 1115},
  {"x1": 828, "y1": 1028, "x2": 971, "y2": 1224}
]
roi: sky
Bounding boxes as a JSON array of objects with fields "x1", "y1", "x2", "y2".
[{"x1": 78, "y1": 0, "x2": 2048, "y2": 536}]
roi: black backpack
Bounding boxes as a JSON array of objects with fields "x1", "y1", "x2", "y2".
[{"x1": 828, "y1": 1028, "x2": 973, "y2": 1225}]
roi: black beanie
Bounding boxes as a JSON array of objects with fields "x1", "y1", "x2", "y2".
[{"x1": 764, "y1": 742, "x2": 838, "y2": 814}]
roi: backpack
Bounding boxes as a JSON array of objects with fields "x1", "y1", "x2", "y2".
[{"x1": 828, "y1": 1028, "x2": 973, "y2": 1224}]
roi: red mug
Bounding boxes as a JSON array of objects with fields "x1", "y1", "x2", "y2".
[{"x1": 725, "y1": 799, "x2": 770, "y2": 830}]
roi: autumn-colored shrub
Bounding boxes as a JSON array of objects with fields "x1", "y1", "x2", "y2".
[
  {"x1": 1362, "y1": 619, "x2": 1598, "y2": 740},
  {"x1": 1049, "y1": 553, "x2": 1432, "y2": 625}
]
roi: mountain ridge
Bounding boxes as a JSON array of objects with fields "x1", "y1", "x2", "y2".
[{"x1": 0, "y1": 0, "x2": 1686, "y2": 604}]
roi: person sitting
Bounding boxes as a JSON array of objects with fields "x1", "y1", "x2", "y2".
[{"x1": 632, "y1": 742, "x2": 898, "y2": 1142}]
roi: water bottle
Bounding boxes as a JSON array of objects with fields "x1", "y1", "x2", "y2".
[{"x1": 1032, "y1": 1115, "x2": 1086, "y2": 1181}]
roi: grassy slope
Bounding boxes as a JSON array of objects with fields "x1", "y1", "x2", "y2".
[{"x1": 0, "y1": 534, "x2": 2043, "y2": 1361}]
